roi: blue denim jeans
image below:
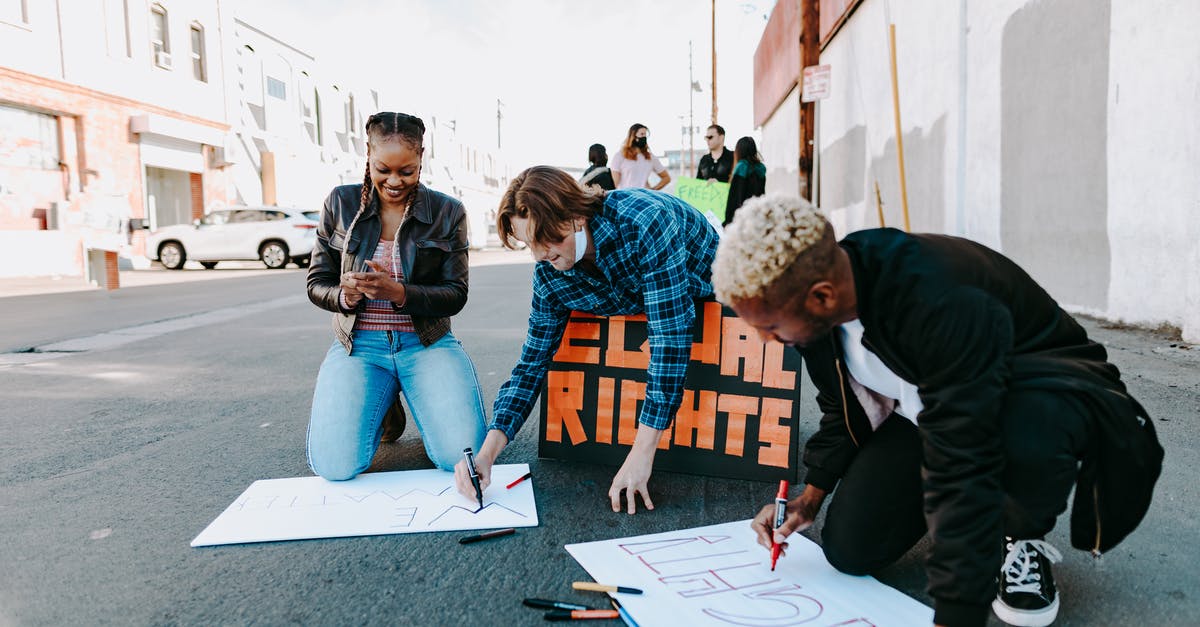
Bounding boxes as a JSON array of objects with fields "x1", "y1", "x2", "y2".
[{"x1": 307, "y1": 330, "x2": 487, "y2": 480}]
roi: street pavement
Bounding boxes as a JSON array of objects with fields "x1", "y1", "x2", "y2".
[{"x1": 0, "y1": 255, "x2": 1197, "y2": 626}]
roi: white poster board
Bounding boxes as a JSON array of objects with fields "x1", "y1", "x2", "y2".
[
  {"x1": 566, "y1": 520, "x2": 932, "y2": 627},
  {"x1": 192, "y1": 464, "x2": 537, "y2": 547}
]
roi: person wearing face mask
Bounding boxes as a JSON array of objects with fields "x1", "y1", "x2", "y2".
[
  {"x1": 454, "y1": 166, "x2": 719, "y2": 515},
  {"x1": 305, "y1": 112, "x2": 487, "y2": 481},
  {"x1": 609, "y1": 123, "x2": 671, "y2": 190}
]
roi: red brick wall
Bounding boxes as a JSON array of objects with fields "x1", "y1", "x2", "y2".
[
  {"x1": 0, "y1": 65, "x2": 229, "y2": 232},
  {"x1": 189, "y1": 172, "x2": 204, "y2": 221},
  {"x1": 104, "y1": 250, "x2": 119, "y2": 290}
]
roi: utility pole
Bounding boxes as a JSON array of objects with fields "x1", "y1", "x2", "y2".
[
  {"x1": 689, "y1": 41, "x2": 696, "y2": 174},
  {"x1": 798, "y1": 0, "x2": 818, "y2": 200},
  {"x1": 711, "y1": 0, "x2": 718, "y2": 125}
]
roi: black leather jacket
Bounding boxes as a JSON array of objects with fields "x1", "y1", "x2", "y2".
[{"x1": 307, "y1": 183, "x2": 470, "y2": 352}]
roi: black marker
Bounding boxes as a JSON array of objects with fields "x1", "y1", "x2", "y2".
[
  {"x1": 523, "y1": 598, "x2": 592, "y2": 611},
  {"x1": 462, "y1": 447, "x2": 483, "y2": 509},
  {"x1": 458, "y1": 527, "x2": 515, "y2": 545}
]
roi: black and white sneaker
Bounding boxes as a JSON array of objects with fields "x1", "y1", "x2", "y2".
[{"x1": 992, "y1": 537, "x2": 1063, "y2": 626}]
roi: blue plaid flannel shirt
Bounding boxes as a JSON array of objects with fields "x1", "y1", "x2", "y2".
[{"x1": 489, "y1": 188, "x2": 720, "y2": 441}]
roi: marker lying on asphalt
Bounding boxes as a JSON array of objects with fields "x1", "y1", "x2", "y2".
[
  {"x1": 458, "y1": 527, "x2": 515, "y2": 544},
  {"x1": 506, "y1": 472, "x2": 533, "y2": 489},
  {"x1": 571, "y1": 582, "x2": 643, "y2": 595},
  {"x1": 523, "y1": 599, "x2": 593, "y2": 611},
  {"x1": 544, "y1": 609, "x2": 621, "y2": 621}
]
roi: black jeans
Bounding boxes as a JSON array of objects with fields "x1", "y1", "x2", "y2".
[{"x1": 820, "y1": 389, "x2": 1091, "y2": 575}]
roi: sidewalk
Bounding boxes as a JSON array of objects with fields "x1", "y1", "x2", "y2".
[{"x1": 0, "y1": 248, "x2": 532, "y2": 299}]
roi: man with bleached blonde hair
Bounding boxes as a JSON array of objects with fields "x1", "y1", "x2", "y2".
[{"x1": 712, "y1": 195, "x2": 1162, "y2": 627}]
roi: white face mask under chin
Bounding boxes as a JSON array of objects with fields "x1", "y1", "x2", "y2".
[{"x1": 573, "y1": 227, "x2": 588, "y2": 263}]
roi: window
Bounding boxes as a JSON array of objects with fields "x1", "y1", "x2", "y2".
[
  {"x1": 0, "y1": 105, "x2": 59, "y2": 169},
  {"x1": 299, "y1": 72, "x2": 322, "y2": 146},
  {"x1": 0, "y1": 0, "x2": 29, "y2": 25},
  {"x1": 313, "y1": 90, "x2": 323, "y2": 146},
  {"x1": 266, "y1": 76, "x2": 286, "y2": 100},
  {"x1": 150, "y1": 4, "x2": 171, "y2": 68},
  {"x1": 189, "y1": 23, "x2": 206, "y2": 81},
  {"x1": 229, "y1": 210, "x2": 265, "y2": 223},
  {"x1": 200, "y1": 211, "x2": 230, "y2": 226},
  {"x1": 103, "y1": 0, "x2": 131, "y2": 57}
]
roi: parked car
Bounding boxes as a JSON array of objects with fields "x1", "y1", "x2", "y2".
[{"x1": 147, "y1": 207, "x2": 318, "y2": 270}]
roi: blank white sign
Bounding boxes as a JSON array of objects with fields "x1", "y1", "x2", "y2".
[
  {"x1": 192, "y1": 464, "x2": 537, "y2": 547},
  {"x1": 566, "y1": 519, "x2": 932, "y2": 627}
]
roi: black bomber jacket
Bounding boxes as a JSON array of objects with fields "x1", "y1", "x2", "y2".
[
  {"x1": 306, "y1": 183, "x2": 470, "y2": 352},
  {"x1": 797, "y1": 228, "x2": 1162, "y2": 627}
]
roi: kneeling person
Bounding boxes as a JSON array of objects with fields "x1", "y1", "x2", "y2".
[
  {"x1": 454, "y1": 166, "x2": 720, "y2": 514},
  {"x1": 711, "y1": 196, "x2": 1163, "y2": 627}
]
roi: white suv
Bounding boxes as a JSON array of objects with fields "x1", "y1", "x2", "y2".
[{"x1": 148, "y1": 207, "x2": 319, "y2": 270}]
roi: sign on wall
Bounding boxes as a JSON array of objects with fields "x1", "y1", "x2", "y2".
[
  {"x1": 538, "y1": 301, "x2": 804, "y2": 483},
  {"x1": 801, "y1": 64, "x2": 832, "y2": 102}
]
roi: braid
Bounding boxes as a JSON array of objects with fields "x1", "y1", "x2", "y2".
[{"x1": 359, "y1": 159, "x2": 373, "y2": 215}]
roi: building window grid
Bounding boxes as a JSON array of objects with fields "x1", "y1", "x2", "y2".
[
  {"x1": 150, "y1": 4, "x2": 171, "y2": 68},
  {"x1": 189, "y1": 23, "x2": 206, "y2": 82}
]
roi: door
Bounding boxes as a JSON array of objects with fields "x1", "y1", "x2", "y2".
[{"x1": 146, "y1": 167, "x2": 191, "y2": 230}]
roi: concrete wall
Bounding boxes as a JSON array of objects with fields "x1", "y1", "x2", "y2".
[
  {"x1": 760, "y1": 86, "x2": 801, "y2": 199},
  {"x1": 788, "y1": 0, "x2": 1200, "y2": 341},
  {"x1": 227, "y1": 18, "x2": 374, "y2": 212},
  {"x1": 1, "y1": 0, "x2": 227, "y2": 123}
]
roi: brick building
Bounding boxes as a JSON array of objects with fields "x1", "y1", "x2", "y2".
[
  {"x1": 0, "y1": 1, "x2": 378, "y2": 279},
  {"x1": 0, "y1": 0, "x2": 232, "y2": 278}
]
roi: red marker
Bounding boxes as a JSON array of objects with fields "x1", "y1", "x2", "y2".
[
  {"x1": 506, "y1": 472, "x2": 533, "y2": 489},
  {"x1": 770, "y1": 480, "x2": 789, "y2": 571}
]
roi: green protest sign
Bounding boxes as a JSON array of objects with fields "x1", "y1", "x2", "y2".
[{"x1": 675, "y1": 177, "x2": 730, "y2": 224}]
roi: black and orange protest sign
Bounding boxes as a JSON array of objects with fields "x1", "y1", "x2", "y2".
[{"x1": 538, "y1": 301, "x2": 803, "y2": 483}]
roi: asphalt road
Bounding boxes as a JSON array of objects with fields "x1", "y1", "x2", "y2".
[{"x1": 0, "y1": 260, "x2": 1197, "y2": 626}]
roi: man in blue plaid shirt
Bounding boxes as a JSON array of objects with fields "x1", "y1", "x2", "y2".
[{"x1": 453, "y1": 166, "x2": 720, "y2": 513}]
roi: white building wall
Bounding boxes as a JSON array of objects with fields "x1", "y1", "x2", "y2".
[
  {"x1": 791, "y1": 0, "x2": 1200, "y2": 341},
  {"x1": 1105, "y1": 0, "x2": 1200, "y2": 338},
  {"x1": 0, "y1": 2, "x2": 71, "y2": 79},
  {"x1": 760, "y1": 87, "x2": 801, "y2": 199},
  {"x1": 226, "y1": 17, "x2": 376, "y2": 212},
  {"x1": 59, "y1": 0, "x2": 226, "y2": 122}
]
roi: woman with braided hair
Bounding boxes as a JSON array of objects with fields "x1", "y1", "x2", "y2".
[{"x1": 305, "y1": 111, "x2": 487, "y2": 480}]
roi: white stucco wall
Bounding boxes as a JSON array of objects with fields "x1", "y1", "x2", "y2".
[
  {"x1": 0, "y1": 0, "x2": 229, "y2": 124},
  {"x1": 773, "y1": 0, "x2": 1200, "y2": 341},
  {"x1": 1105, "y1": 0, "x2": 1200, "y2": 340},
  {"x1": 760, "y1": 86, "x2": 801, "y2": 199}
]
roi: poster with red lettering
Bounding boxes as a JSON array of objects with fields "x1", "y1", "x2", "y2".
[
  {"x1": 566, "y1": 520, "x2": 934, "y2": 626},
  {"x1": 538, "y1": 301, "x2": 804, "y2": 483}
]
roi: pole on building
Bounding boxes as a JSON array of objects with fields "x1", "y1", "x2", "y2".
[
  {"x1": 887, "y1": 23, "x2": 911, "y2": 232},
  {"x1": 689, "y1": 41, "x2": 695, "y2": 174},
  {"x1": 711, "y1": 0, "x2": 718, "y2": 125},
  {"x1": 798, "y1": 0, "x2": 818, "y2": 200}
]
